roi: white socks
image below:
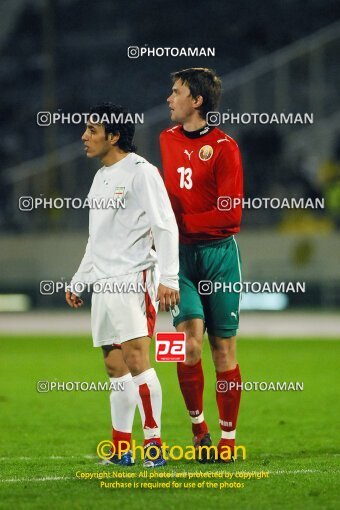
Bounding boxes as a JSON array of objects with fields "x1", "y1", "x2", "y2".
[
  {"x1": 109, "y1": 368, "x2": 162, "y2": 444},
  {"x1": 132, "y1": 368, "x2": 162, "y2": 442},
  {"x1": 109, "y1": 373, "x2": 137, "y2": 433}
]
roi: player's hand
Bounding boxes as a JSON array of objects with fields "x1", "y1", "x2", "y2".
[
  {"x1": 65, "y1": 291, "x2": 84, "y2": 309},
  {"x1": 156, "y1": 284, "x2": 180, "y2": 312}
]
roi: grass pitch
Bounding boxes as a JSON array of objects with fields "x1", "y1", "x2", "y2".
[{"x1": 0, "y1": 334, "x2": 339, "y2": 510}]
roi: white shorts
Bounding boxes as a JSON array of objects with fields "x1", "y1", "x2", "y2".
[{"x1": 91, "y1": 266, "x2": 159, "y2": 347}]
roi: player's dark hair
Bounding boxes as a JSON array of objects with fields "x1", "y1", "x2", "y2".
[
  {"x1": 89, "y1": 102, "x2": 137, "y2": 152},
  {"x1": 171, "y1": 68, "x2": 221, "y2": 118}
]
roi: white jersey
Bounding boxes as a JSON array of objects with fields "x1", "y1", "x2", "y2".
[{"x1": 69, "y1": 152, "x2": 179, "y2": 293}]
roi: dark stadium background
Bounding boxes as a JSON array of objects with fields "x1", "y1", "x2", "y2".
[
  {"x1": 1, "y1": 3, "x2": 340, "y2": 510},
  {"x1": 0, "y1": 0, "x2": 340, "y2": 321}
]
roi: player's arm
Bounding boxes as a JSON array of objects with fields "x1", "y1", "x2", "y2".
[
  {"x1": 65, "y1": 235, "x2": 96, "y2": 308},
  {"x1": 65, "y1": 175, "x2": 99, "y2": 308},
  {"x1": 181, "y1": 142, "x2": 243, "y2": 234},
  {"x1": 132, "y1": 165, "x2": 180, "y2": 312}
]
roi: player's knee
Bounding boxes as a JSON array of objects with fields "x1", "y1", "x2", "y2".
[
  {"x1": 185, "y1": 336, "x2": 202, "y2": 364},
  {"x1": 104, "y1": 363, "x2": 127, "y2": 378},
  {"x1": 212, "y1": 348, "x2": 229, "y2": 366},
  {"x1": 122, "y1": 348, "x2": 144, "y2": 374},
  {"x1": 106, "y1": 367, "x2": 119, "y2": 377},
  {"x1": 102, "y1": 346, "x2": 128, "y2": 378},
  {"x1": 211, "y1": 337, "x2": 237, "y2": 369},
  {"x1": 103, "y1": 357, "x2": 128, "y2": 378}
]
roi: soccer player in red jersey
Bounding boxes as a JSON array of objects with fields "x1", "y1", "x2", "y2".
[{"x1": 160, "y1": 68, "x2": 243, "y2": 463}]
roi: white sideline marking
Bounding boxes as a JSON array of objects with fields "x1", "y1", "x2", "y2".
[
  {"x1": 1, "y1": 311, "x2": 340, "y2": 338},
  {"x1": 0, "y1": 455, "x2": 97, "y2": 461},
  {"x1": 270, "y1": 469, "x2": 329, "y2": 475},
  {"x1": 2, "y1": 476, "x2": 72, "y2": 483}
]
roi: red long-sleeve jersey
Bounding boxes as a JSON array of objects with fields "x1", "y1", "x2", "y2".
[{"x1": 160, "y1": 124, "x2": 243, "y2": 244}]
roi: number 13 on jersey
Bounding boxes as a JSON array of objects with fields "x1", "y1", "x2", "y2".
[{"x1": 177, "y1": 167, "x2": 193, "y2": 189}]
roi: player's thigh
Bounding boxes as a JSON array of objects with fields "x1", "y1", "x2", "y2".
[
  {"x1": 91, "y1": 290, "x2": 118, "y2": 347},
  {"x1": 170, "y1": 250, "x2": 205, "y2": 328},
  {"x1": 105, "y1": 268, "x2": 158, "y2": 344},
  {"x1": 200, "y1": 237, "x2": 242, "y2": 338},
  {"x1": 102, "y1": 345, "x2": 130, "y2": 378}
]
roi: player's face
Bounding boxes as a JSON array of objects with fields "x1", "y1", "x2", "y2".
[
  {"x1": 167, "y1": 80, "x2": 199, "y2": 123},
  {"x1": 81, "y1": 122, "x2": 112, "y2": 158}
]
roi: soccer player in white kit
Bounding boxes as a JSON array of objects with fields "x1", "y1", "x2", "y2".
[{"x1": 65, "y1": 103, "x2": 179, "y2": 467}]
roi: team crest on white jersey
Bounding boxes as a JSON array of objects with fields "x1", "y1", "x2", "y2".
[
  {"x1": 113, "y1": 186, "x2": 125, "y2": 200},
  {"x1": 184, "y1": 150, "x2": 193, "y2": 160},
  {"x1": 199, "y1": 145, "x2": 214, "y2": 161}
]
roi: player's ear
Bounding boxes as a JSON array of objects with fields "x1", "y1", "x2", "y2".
[
  {"x1": 109, "y1": 132, "x2": 120, "y2": 146},
  {"x1": 193, "y1": 95, "x2": 203, "y2": 109}
]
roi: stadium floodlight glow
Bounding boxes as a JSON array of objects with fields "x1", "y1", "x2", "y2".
[
  {"x1": 0, "y1": 294, "x2": 31, "y2": 312},
  {"x1": 240, "y1": 293, "x2": 288, "y2": 311}
]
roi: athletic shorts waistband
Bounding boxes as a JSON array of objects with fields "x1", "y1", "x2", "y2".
[{"x1": 180, "y1": 235, "x2": 235, "y2": 250}]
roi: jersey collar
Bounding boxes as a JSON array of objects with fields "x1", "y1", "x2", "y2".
[{"x1": 181, "y1": 124, "x2": 214, "y2": 139}]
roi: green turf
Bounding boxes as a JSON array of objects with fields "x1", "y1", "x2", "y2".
[{"x1": 0, "y1": 335, "x2": 339, "y2": 510}]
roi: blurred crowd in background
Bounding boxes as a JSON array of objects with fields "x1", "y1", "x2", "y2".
[{"x1": 1, "y1": 0, "x2": 340, "y2": 232}]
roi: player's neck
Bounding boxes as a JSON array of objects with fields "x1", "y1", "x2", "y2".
[
  {"x1": 182, "y1": 117, "x2": 207, "y2": 132},
  {"x1": 101, "y1": 150, "x2": 129, "y2": 167}
]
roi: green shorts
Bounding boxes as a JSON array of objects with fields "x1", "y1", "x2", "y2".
[{"x1": 171, "y1": 236, "x2": 242, "y2": 338}]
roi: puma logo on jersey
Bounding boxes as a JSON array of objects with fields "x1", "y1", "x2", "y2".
[
  {"x1": 167, "y1": 125, "x2": 180, "y2": 133},
  {"x1": 231, "y1": 311, "x2": 238, "y2": 319},
  {"x1": 184, "y1": 150, "x2": 193, "y2": 160}
]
